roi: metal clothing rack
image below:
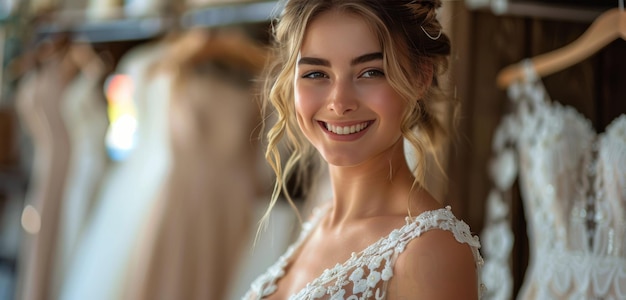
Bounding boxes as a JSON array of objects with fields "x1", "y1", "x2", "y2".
[
  {"x1": 465, "y1": 0, "x2": 618, "y2": 23},
  {"x1": 181, "y1": 0, "x2": 281, "y2": 29},
  {"x1": 35, "y1": 0, "x2": 282, "y2": 43},
  {"x1": 37, "y1": 17, "x2": 173, "y2": 43}
]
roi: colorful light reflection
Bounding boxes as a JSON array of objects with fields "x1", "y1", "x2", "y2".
[{"x1": 104, "y1": 74, "x2": 137, "y2": 161}]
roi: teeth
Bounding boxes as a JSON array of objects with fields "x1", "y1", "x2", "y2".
[{"x1": 326, "y1": 122, "x2": 370, "y2": 135}]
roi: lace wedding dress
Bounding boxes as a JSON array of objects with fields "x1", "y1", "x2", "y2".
[
  {"x1": 481, "y1": 60, "x2": 626, "y2": 300},
  {"x1": 244, "y1": 206, "x2": 484, "y2": 299}
]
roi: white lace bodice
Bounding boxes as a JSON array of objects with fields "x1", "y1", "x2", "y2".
[
  {"x1": 244, "y1": 206, "x2": 484, "y2": 299},
  {"x1": 481, "y1": 61, "x2": 626, "y2": 300}
]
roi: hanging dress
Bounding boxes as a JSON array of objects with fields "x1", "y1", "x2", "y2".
[
  {"x1": 51, "y1": 46, "x2": 109, "y2": 299},
  {"x1": 481, "y1": 60, "x2": 626, "y2": 300},
  {"x1": 59, "y1": 41, "x2": 172, "y2": 300}
]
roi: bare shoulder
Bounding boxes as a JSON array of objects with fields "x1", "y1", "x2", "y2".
[{"x1": 386, "y1": 224, "x2": 479, "y2": 299}]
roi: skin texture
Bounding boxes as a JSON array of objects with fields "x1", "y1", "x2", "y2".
[{"x1": 264, "y1": 9, "x2": 478, "y2": 300}]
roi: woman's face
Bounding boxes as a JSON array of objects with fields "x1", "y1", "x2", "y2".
[{"x1": 294, "y1": 10, "x2": 407, "y2": 167}]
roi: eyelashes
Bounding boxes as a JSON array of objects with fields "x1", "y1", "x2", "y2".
[
  {"x1": 302, "y1": 71, "x2": 327, "y2": 79},
  {"x1": 301, "y1": 69, "x2": 385, "y2": 79},
  {"x1": 361, "y1": 69, "x2": 385, "y2": 78}
]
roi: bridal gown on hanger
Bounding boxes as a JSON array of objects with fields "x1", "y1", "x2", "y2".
[
  {"x1": 127, "y1": 32, "x2": 263, "y2": 299},
  {"x1": 15, "y1": 50, "x2": 79, "y2": 300},
  {"x1": 52, "y1": 46, "x2": 109, "y2": 300},
  {"x1": 482, "y1": 60, "x2": 626, "y2": 300},
  {"x1": 59, "y1": 41, "x2": 172, "y2": 300}
]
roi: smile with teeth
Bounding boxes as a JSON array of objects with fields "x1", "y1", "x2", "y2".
[{"x1": 324, "y1": 121, "x2": 371, "y2": 135}]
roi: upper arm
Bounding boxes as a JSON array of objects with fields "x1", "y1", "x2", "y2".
[{"x1": 387, "y1": 229, "x2": 479, "y2": 300}]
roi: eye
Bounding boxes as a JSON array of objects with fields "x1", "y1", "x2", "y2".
[
  {"x1": 360, "y1": 69, "x2": 385, "y2": 78},
  {"x1": 302, "y1": 71, "x2": 328, "y2": 79}
]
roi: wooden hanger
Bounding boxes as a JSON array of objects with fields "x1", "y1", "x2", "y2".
[
  {"x1": 180, "y1": 28, "x2": 266, "y2": 72},
  {"x1": 64, "y1": 42, "x2": 109, "y2": 78},
  {"x1": 496, "y1": 6, "x2": 626, "y2": 89},
  {"x1": 148, "y1": 27, "x2": 267, "y2": 79},
  {"x1": 6, "y1": 33, "x2": 71, "y2": 81}
]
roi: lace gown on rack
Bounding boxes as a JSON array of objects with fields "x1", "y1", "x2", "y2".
[
  {"x1": 244, "y1": 206, "x2": 484, "y2": 300},
  {"x1": 481, "y1": 61, "x2": 626, "y2": 300}
]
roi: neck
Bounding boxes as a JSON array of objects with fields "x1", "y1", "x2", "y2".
[{"x1": 325, "y1": 139, "x2": 418, "y2": 226}]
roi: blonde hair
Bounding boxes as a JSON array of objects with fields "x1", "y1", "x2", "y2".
[{"x1": 258, "y1": 0, "x2": 453, "y2": 230}]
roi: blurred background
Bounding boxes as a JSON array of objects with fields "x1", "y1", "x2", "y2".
[{"x1": 0, "y1": 0, "x2": 624, "y2": 299}]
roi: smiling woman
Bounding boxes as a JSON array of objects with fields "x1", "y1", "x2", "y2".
[
  {"x1": 244, "y1": 1, "x2": 485, "y2": 299},
  {"x1": 293, "y1": 12, "x2": 406, "y2": 166}
]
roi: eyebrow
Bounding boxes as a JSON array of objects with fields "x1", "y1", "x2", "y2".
[{"x1": 297, "y1": 52, "x2": 383, "y2": 67}]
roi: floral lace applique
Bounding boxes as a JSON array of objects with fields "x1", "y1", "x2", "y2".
[{"x1": 244, "y1": 206, "x2": 484, "y2": 300}]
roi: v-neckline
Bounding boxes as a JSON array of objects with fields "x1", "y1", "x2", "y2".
[{"x1": 261, "y1": 206, "x2": 452, "y2": 299}]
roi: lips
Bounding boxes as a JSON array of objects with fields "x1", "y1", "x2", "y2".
[{"x1": 319, "y1": 120, "x2": 374, "y2": 135}]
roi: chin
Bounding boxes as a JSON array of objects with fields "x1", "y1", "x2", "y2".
[
  {"x1": 319, "y1": 152, "x2": 351, "y2": 165},
  {"x1": 321, "y1": 153, "x2": 365, "y2": 167}
]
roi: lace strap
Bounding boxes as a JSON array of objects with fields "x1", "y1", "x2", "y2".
[
  {"x1": 479, "y1": 69, "x2": 539, "y2": 298},
  {"x1": 290, "y1": 207, "x2": 483, "y2": 300},
  {"x1": 480, "y1": 92, "x2": 521, "y2": 299},
  {"x1": 246, "y1": 206, "x2": 329, "y2": 299},
  {"x1": 403, "y1": 207, "x2": 485, "y2": 298},
  {"x1": 404, "y1": 207, "x2": 481, "y2": 249},
  {"x1": 508, "y1": 59, "x2": 550, "y2": 110},
  {"x1": 521, "y1": 59, "x2": 538, "y2": 83}
]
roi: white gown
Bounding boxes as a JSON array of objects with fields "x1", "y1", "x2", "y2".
[
  {"x1": 481, "y1": 60, "x2": 626, "y2": 300},
  {"x1": 52, "y1": 52, "x2": 109, "y2": 299},
  {"x1": 244, "y1": 206, "x2": 484, "y2": 300},
  {"x1": 59, "y1": 41, "x2": 172, "y2": 300}
]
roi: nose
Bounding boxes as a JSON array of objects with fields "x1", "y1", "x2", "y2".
[{"x1": 327, "y1": 78, "x2": 358, "y2": 115}]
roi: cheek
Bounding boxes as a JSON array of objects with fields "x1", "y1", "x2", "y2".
[
  {"x1": 294, "y1": 83, "x2": 324, "y2": 122},
  {"x1": 367, "y1": 88, "x2": 406, "y2": 123}
]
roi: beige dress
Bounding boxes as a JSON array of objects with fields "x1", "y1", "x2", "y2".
[
  {"x1": 15, "y1": 49, "x2": 79, "y2": 300},
  {"x1": 127, "y1": 28, "x2": 270, "y2": 300}
]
